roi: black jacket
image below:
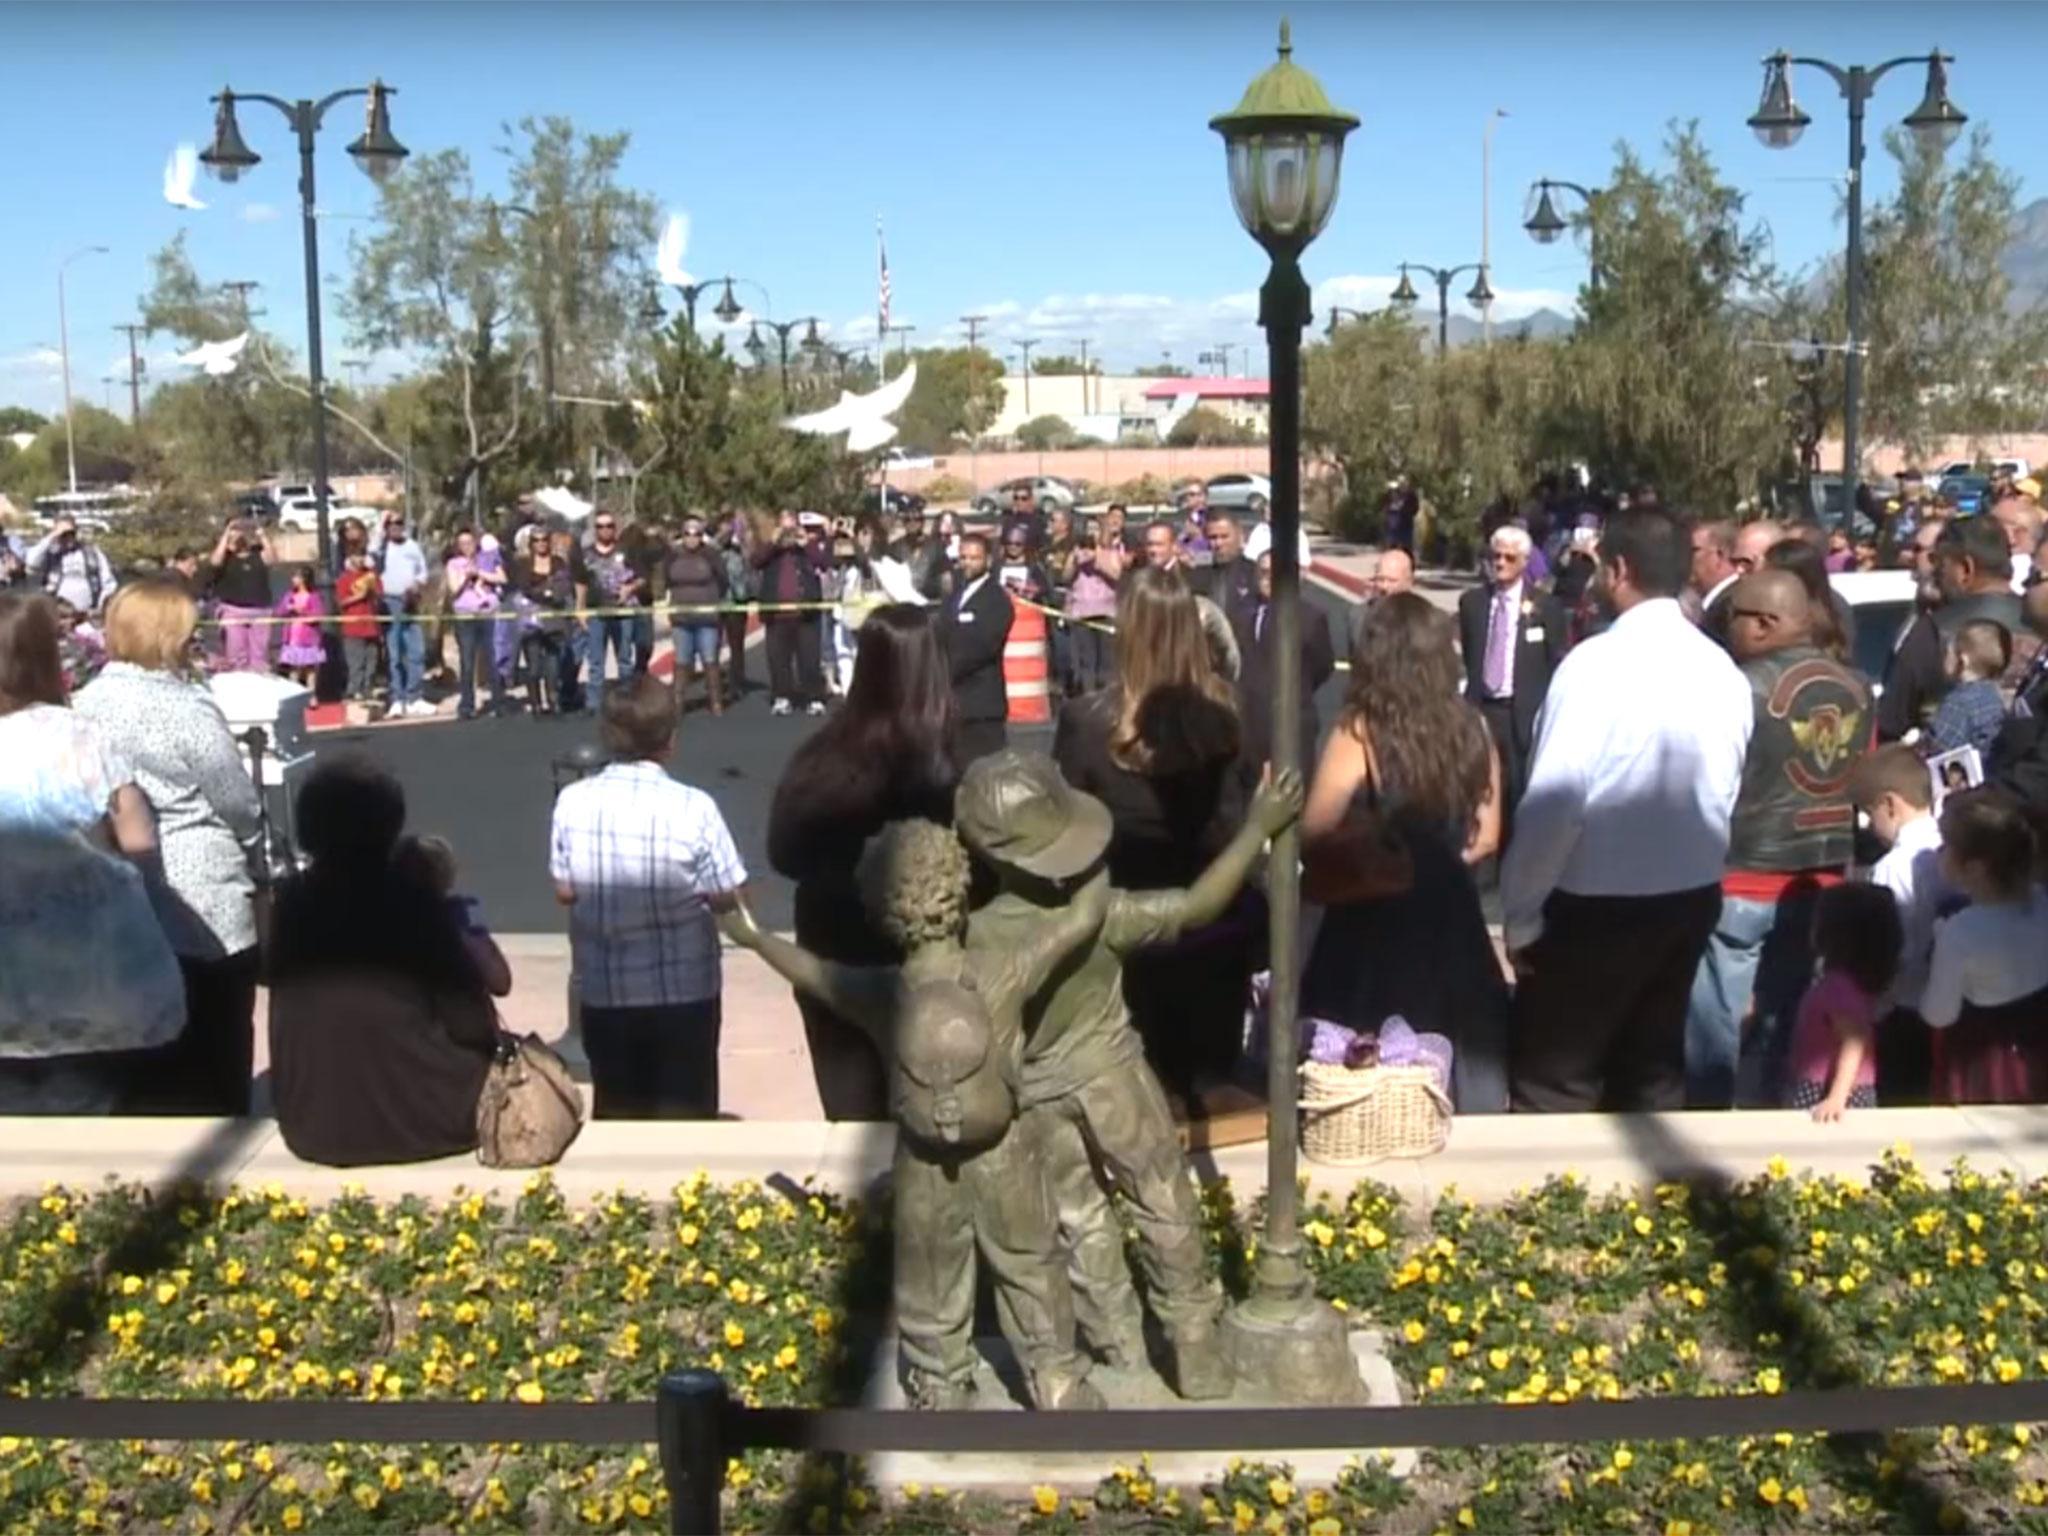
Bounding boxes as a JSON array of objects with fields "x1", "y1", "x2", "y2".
[
  {"x1": 1194, "y1": 556, "x2": 1261, "y2": 628},
  {"x1": 1231, "y1": 598, "x2": 1336, "y2": 778},
  {"x1": 941, "y1": 575, "x2": 1014, "y2": 724},
  {"x1": 752, "y1": 537, "x2": 822, "y2": 608},
  {"x1": 1458, "y1": 583, "x2": 1568, "y2": 753}
]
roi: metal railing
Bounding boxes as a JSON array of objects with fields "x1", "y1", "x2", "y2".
[{"x1": 9, "y1": 1373, "x2": 2048, "y2": 1534}]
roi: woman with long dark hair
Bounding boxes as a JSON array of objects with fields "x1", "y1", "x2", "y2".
[
  {"x1": 1054, "y1": 564, "x2": 1251, "y2": 1105},
  {"x1": 767, "y1": 603, "x2": 958, "y2": 1118},
  {"x1": 1300, "y1": 592, "x2": 1510, "y2": 1111}
]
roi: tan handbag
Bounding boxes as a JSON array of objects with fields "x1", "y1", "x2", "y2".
[{"x1": 476, "y1": 1034, "x2": 584, "y2": 1169}]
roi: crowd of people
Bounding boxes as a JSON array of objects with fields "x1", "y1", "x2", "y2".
[{"x1": 4, "y1": 464, "x2": 2047, "y2": 1155}]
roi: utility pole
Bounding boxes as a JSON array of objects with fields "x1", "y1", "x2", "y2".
[
  {"x1": 1016, "y1": 336, "x2": 1041, "y2": 413},
  {"x1": 1076, "y1": 337, "x2": 1093, "y2": 414},
  {"x1": 961, "y1": 314, "x2": 990, "y2": 491},
  {"x1": 112, "y1": 323, "x2": 147, "y2": 427},
  {"x1": 888, "y1": 323, "x2": 916, "y2": 361},
  {"x1": 221, "y1": 280, "x2": 262, "y2": 324}
]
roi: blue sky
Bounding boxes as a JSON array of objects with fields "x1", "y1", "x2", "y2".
[{"x1": 4, "y1": 0, "x2": 2044, "y2": 415}]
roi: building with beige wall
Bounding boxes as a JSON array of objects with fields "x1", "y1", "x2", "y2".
[{"x1": 982, "y1": 373, "x2": 1269, "y2": 444}]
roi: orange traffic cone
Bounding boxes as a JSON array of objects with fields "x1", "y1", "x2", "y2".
[{"x1": 1003, "y1": 593, "x2": 1052, "y2": 724}]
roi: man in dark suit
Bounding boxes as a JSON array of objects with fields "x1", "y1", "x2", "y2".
[
  {"x1": 1460, "y1": 524, "x2": 1567, "y2": 839},
  {"x1": 1233, "y1": 552, "x2": 1336, "y2": 776},
  {"x1": 941, "y1": 532, "x2": 1015, "y2": 766},
  {"x1": 1193, "y1": 508, "x2": 1260, "y2": 628}
]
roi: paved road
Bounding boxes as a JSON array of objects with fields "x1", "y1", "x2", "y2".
[{"x1": 314, "y1": 577, "x2": 1362, "y2": 933}]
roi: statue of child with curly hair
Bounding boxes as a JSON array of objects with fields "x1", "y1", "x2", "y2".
[{"x1": 721, "y1": 816, "x2": 1109, "y2": 1411}]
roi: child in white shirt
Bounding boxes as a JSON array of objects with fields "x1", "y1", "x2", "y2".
[
  {"x1": 1922, "y1": 788, "x2": 2048, "y2": 1104},
  {"x1": 1850, "y1": 745, "x2": 1951, "y2": 1104}
]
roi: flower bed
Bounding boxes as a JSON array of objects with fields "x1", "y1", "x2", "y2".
[{"x1": 4, "y1": 1151, "x2": 2048, "y2": 1532}]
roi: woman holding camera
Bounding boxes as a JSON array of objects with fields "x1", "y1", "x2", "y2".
[{"x1": 208, "y1": 515, "x2": 276, "y2": 673}]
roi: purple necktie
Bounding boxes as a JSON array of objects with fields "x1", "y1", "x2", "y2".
[{"x1": 1483, "y1": 589, "x2": 1512, "y2": 697}]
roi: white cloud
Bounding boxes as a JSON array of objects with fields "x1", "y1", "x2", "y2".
[
  {"x1": 240, "y1": 202, "x2": 281, "y2": 224},
  {"x1": 0, "y1": 347, "x2": 63, "y2": 372}
]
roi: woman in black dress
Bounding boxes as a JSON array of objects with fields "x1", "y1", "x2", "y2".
[
  {"x1": 1300, "y1": 593, "x2": 1510, "y2": 1112},
  {"x1": 1053, "y1": 564, "x2": 1252, "y2": 1106},
  {"x1": 766, "y1": 604, "x2": 957, "y2": 1119}
]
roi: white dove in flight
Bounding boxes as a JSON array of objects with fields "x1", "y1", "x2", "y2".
[
  {"x1": 163, "y1": 144, "x2": 206, "y2": 211},
  {"x1": 782, "y1": 362, "x2": 917, "y2": 453},
  {"x1": 656, "y1": 212, "x2": 691, "y2": 288},
  {"x1": 174, "y1": 332, "x2": 250, "y2": 377}
]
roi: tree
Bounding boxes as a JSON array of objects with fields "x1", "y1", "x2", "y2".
[
  {"x1": 346, "y1": 149, "x2": 533, "y2": 523},
  {"x1": 622, "y1": 321, "x2": 861, "y2": 522},
  {"x1": 1550, "y1": 125, "x2": 1790, "y2": 509},
  {"x1": 1015, "y1": 414, "x2": 1078, "y2": 450},
  {"x1": 883, "y1": 347, "x2": 1006, "y2": 453},
  {"x1": 0, "y1": 407, "x2": 47, "y2": 436},
  {"x1": 0, "y1": 406, "x2": 146, "y2": 502},
  {"x1": 494, "y1": 115, "x2": 660, "y2": 477},
  {"x1": 1135, "y1": 362, "x2": 1191, "y2": 377},
  {"x1": 1304, "y1": 309, "x2": 1431, "y2": 530},
  {"x1": 1823, "y1": 127, "x2": 2048, "y2": 462},
  {"x1": 1030, "y1": 355, "x2": 1098, "y2": 376},
  {"x1": 1166, "y1": 405, "x2": 1259, "y2": 447}
]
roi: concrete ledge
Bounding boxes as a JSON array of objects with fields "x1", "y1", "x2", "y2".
[{"x1": 6, "y1": 1107, "x2": 2043, "y2": 1205}]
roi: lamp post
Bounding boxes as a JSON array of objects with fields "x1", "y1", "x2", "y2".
[
  {"x1": 1523, "y1": 178, "x2": 1604, "y2": 287},
  {"x1": 1324, "y1": 304, "x2": 1369, "y2": 338},
  {"x1": 1210, "y1": 19, "x2": 1365, "y2": 1406},
  {"x1": 197, "y1": 80, "x2": 408, "y2": 577},
  {"x1": 1746, "y1": 47, "x2": 1964, "y2": 529},
  {"x1": 665, "y1": 276, "x2": 746, "y2": 334},
  {"x1": 744, "y1": 316, "x2": 822, "y2": 394},
  {"x1": 1390, "y1": 262, "x2": 1490, "y2": 358},
  {"x1": 58, "y1": 245, "x2": 108, "y2": 496}
]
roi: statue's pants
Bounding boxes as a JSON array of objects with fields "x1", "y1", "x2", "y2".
[
  {"x1": 1024, "y1": 1060, "x2": 1224, "y2": 1355},
  {"x1": 893, "y1": 1121, "x2": 1089, "y2": 1406}
]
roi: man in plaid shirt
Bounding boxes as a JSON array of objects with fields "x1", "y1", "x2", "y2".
[{"x1": 551, "y1": 676, "x2": 747, "y2": 1117}]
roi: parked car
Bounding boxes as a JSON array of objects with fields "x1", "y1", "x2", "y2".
[
  {"x1": 1936, "y1": 457, "x2": 2029, "y2": 481},
  {"x1": 1201, "y1": 472, "x2": 1272, "y2": 518},
  {"x1": 972, "y1": 476, "x2": 1079, "y2": 516},
  {"x1": 273, "y1": 495, "x2": 378, "y2": 533},
  {"x1": 1830, "y1": 568, "x2": 1916, "y2": 693},
  {"x1": 861, "y1": 484, "x2": 927, "y2": 519},
  {"x1": 1938, "y1": 474, "x2": 1992, "y2": 516}
]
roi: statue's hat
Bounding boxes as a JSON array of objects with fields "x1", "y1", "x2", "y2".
[{"x1": 955, "y1": 750, "x2": 1112, "y2": 882}]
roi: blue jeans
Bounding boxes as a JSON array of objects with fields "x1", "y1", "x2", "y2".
[
  {"x1": 672, "y1": 622, "x2": 721, "y2": 669},
  {"x1": 454, "y1": 619, "x2": 500, "y2": 717},
  {"x1": 590, "y1": 615, "x2": 635, "y2": 706},
  {"x1": 631, "y1": 609, "x2": 656, "y2": 676},
  {"x1": 1684, "y1": 884, "x2": 1826, "y2": 1109},
  {"x1": 385, "y1": 598, "x2": 425, "y2": 704}
]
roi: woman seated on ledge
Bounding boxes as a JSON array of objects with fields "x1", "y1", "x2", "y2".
[{"x1": 266, "y1": 755, "x2": 497, "y2": 1166}]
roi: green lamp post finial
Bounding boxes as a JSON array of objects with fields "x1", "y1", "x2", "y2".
[{"x1": 1278, "y1": 17, "x2": 1291, "y2": 58}]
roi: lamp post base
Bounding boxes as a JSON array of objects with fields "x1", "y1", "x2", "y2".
[{"x1": 1220, "y1": 1289, "x2": 1370, "y2": 1406}]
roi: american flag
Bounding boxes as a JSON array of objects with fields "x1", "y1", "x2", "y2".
[{"x1": 876, "y1": 217, "x2": 890, "y2": 343}]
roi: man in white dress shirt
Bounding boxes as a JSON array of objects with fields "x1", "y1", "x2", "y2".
[{"x1": 1502, "y1": 507, "x2": 1755, "y2": 1112}]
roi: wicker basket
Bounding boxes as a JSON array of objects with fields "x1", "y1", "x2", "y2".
[{"x1": 1299, "y1": 1060, "x2": 1453, "y2": 1166}]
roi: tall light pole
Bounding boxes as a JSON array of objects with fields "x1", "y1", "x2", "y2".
[
  {"x1": 1746, "y1": 48, "x2": 1965, "y2": 531},
  {"x1": 1523, "y1": 178, "x2": 1604, "y2": 289},
  {"x1": 58, "y1": 245, "x2": 108, "y2": 496},
  {"x1": 197, "y1": 80, "x2": 409, "y2": 578},
  {"x1": 1390, "y1": 261, "x2": 1490, "y2": 358},
  {"x1": 1015, "y1": 336, "x2": 1041, "y2": 413},
  {"x1": 1481, "y1": 108, "x2": 1507, "y2": 345},
  {"x1": 1211, "y1": 19, "x2": 1362, "y2": 1406},
  {"x1": 1075, "y1": 337, "x2": 1095, "y2": 414}
]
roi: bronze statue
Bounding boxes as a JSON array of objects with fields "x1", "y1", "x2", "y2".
[
  {"x1": 954, "y1": 750, "x2": 1304, "y2": 1400},
  {"x1": 721, "y1": 818, "x2": 1108, "y2": 1411}
]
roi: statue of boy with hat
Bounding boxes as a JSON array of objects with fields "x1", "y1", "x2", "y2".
[
  {"x1": 721, "y1": 817, "x2": 1107, "y2": 1411},
  {"x1": 954, "y1": 749, "x2": 1303, "y2": 1399}
]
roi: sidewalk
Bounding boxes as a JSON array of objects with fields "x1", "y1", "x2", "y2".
[{"x1": 1308, "y1": 536, "x2": 1471, "y2": 616}]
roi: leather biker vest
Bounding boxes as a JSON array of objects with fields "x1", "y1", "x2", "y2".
[{"x1": 1727, "y1": 646, "x2": 1871, "y2": 874}]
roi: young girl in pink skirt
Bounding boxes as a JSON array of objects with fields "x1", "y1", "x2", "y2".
[{"x1": 275, "y1": 565, "x2": 327, "y2": 687}]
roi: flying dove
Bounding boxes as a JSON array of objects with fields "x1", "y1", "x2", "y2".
[
  {"x1": 163, "y1": 144, "x2": 206, "y2": 211},
  {"x1": 782, "y1": 363, "x2": 917, "y2": 453},
  {"x1": 174, "y1": 331, "x2": 250, "y2": 378},
  {"x1": 656, "y1": 212, "x2": 691, "y2": 288}
]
